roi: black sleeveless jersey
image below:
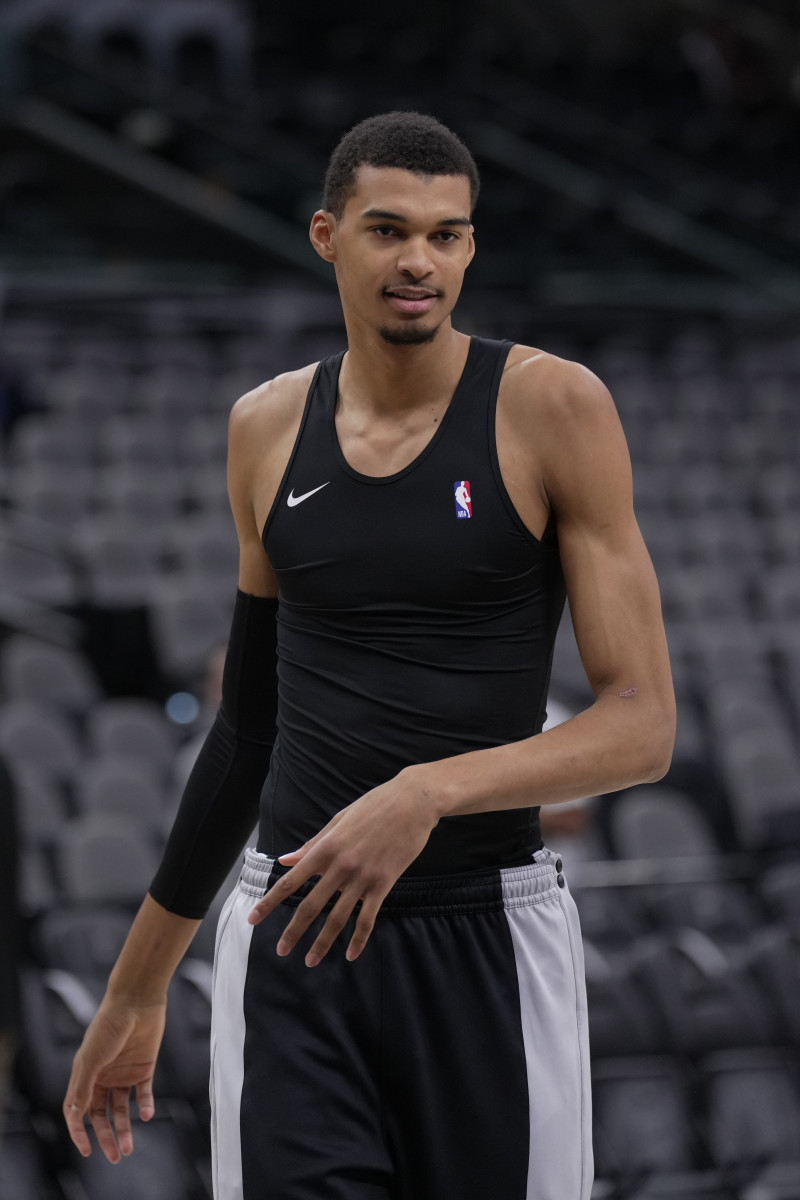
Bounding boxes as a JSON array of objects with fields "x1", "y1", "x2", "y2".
[{"x1": 259, "y1": 336, "x2": 566, "y2": 874}]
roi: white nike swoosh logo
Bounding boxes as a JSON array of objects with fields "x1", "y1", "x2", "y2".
[{"x1": 287, "y1": 482, "x2": 330, "y2": 507}]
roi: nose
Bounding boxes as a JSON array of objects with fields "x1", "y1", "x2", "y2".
[{"x1": 395, "y1": 235, "x2": 433, "y2": 280}]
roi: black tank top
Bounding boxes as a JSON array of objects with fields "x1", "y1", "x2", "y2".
[{"x1": 260, "y1": 336, "x2": 566, "y2": 873}]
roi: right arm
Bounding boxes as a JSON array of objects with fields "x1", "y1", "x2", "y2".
[{"x1": 63, "y1": 374, "x2": 308, "y2": 1159}]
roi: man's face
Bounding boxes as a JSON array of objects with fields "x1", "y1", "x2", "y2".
[{"x1": 313, "y1": 166, "x2": 475, "y2": 346}]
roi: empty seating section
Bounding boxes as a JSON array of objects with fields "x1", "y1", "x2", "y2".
[{"x1": 1, "y1": 317, "x2": 799, "y2": 1199}]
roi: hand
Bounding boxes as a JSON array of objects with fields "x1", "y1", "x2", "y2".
[
  {"x1": 247, "y1": 766, "x2": 439, "y2": 966},
  {"x1": 63, "y1": 996, "x2": 166, "y2": 1162}
]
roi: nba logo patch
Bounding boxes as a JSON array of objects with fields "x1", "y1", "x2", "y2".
[{"x1": 454, "y1": 480, "x2": 472, "y2": 519}]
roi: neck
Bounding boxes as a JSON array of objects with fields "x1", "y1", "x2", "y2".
[{"x1": 339, "y1": 320, "x2": 470, "y2": 416}]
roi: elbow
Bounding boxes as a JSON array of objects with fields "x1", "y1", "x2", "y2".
[{"x1": 639, "y1": 711, "x2": 676, "y2": 783}]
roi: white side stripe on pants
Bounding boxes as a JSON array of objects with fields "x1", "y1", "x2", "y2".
[
  {"x1": 501, "y1": 855, "x2": 593, "y2": 1200},
  {"x1": 210, "y1": 877, "x2": 256, "y2": 1200}
]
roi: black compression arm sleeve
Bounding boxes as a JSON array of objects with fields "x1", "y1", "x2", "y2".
[{"x1": 148, "y1": 590, "x2": 279, "y2": 919}]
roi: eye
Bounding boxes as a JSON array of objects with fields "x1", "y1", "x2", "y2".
[
  {"x1": 434, "y1": 230, "x2": 460, "y2": 243},
  {"x1": 372, "y1": 226, "x2": 400, "y2": 238}
]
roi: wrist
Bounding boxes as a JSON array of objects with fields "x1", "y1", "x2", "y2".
[
  {"x1": 106, "y1": 970, "x2": 169, "y2": 1009},
  {"x1": 402, "y1": 761, "x2": 457, "y2": 825}
]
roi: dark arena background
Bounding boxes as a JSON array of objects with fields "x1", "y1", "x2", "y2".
[{"x1": 1, "y1": 1, "x2": 800, "y2": 1197}]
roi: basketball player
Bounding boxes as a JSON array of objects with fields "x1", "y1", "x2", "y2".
[{"x1": 64, "y1": 112, "x2": 675, "y2": 1199}]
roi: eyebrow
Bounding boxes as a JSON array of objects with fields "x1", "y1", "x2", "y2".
[{"x1": 361, "y1": 208, "x2": 471, "y2": 227}]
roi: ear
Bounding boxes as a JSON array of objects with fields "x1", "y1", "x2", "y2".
[
  {"x1": 309, "y1": 210, "x2": 337, "y2": 262},
  {"x1": 465, "y1": 224, "x2": 476, "y2": 268}
]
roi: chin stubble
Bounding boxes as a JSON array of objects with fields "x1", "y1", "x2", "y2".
[{"x1": 378, "y1": 323, "x2": 440, "y2": 347}]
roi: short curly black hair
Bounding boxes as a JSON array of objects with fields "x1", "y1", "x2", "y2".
[{"x1": 322, "y1": 111, "x2": 480, "y2": 219}]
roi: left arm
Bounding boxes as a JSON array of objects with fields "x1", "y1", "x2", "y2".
[{"x1": 249, "y1": 358, "x2": 675, "y2": 963}]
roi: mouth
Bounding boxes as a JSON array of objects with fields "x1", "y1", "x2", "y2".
[{"x1": 383, "y1": 287, "x2": 439, "y2": 315}]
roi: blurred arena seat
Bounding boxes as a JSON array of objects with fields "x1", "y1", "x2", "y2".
[{"x1": 0, "y1": 634, "x2": 101, "y2": 715}]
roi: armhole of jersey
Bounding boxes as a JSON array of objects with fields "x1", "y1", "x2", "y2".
[
  {"x1": 487, "y1": 341, "x2": 559, "y2": 554},
  {"x1": 260, "y1": 357, "x2": 329, "y2": 546}
]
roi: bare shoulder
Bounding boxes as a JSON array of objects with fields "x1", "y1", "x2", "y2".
[
  {"x1": 501, "y1": 343, "x2": 620, "y2": 437},
  {"x1": 228, "y1": 362, "x2": 318, "y2": 455},
  {"x1": 498, "y1": 343, "x2": 632, "y2": 523}
]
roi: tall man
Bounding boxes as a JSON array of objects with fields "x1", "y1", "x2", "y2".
[{"x1": 64, "y1": 112, "x2": 675, "y2": 1200}]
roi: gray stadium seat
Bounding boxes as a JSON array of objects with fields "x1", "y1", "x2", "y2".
[
  {"x1": 99, "y1": 415, "x2": 175, "y2": 468},
  {"x1": 743, "y1": 927, "x2": 800, "y2": 1046},
  {"x1": 10, "y1": 763, "x2": 69, "y2": 847},
  {"x1": 8, "y1": 414, "x2": 95, "y2": 468},
  {"x1": 46, "y1": 363, "x2": 132, "y2": 416},
  {"x1": 0, "y1": 1127, "x2": 60, "y2": 1200},
  {"x1": 0, "y1": 699, "x2": 83, "y2": 782},
  {"x1": 135, "y1": 363, "x2": 213, "y2": 419},
  {"x1": 74, "y1": 1115, "x2": 198, "y2": 1200},
  {"x1": 59, "y1": 812, "x2": 159, "y2": 904},
  {"x1": 633, "y1": 930, "x2": 783, "y2": 1056},
  {"x1": 690, "y1": 620, "x2": 770, "y2": 687},
  {"x1": 704, "y1": 681, "x2": 787, "y2": 740},
  {"x1": 627, "y1": 1171, "x2": 739, "y2": 1199},
  {"x1": 641, "y1": 881, "x2": 761, "y2": 947},
  {"x1": 723, "y1": 422, "x2": 789, "y2": 469},
  {"x1": 592, "y1": 1056, "x2": 696, "y2": 1178},
  {"x1": 183, "y1": 463, "x2": 231, "y2": 514},
  {"x1": 180, "y1": 414, "x2": 228, "y2": 467},
  {"x1": 718, "y1": 728, "x2": 800, "y2": 849},
  {"x1": 759, "y1": 863, "x2": 800, "y2": 937},
  {"x1": 610, "y1": 786, "x2": 721, "y2": 861},
  {"x1": 767, "y1": 512, "x2": 800, "y2": 566},
  {"x1": 583, "y1": 942, "x2": 667, "y2": 1057},
  {"x1": 756, "y1": 464, "x2": 800, "y2": 516},
  {"x1": 165, "y1": 513, "x2": 238, "y2": 583},
  {"x1": 743, "y1": 1163, "x2": 800, "y2": 1200},
  {"x1": 149, "y1": 575, "x2": 234, "y2": 683},
  {"x1": 702, "y1": 1048, "x2": 800, "y2": 1171},
  {"x1": 18, "y1": 966, "x2": 101, "y2": 1111},
  {"x1": 754, "y1": 565, "x2": 800, "y2": 623},
  {"x1": 685, "y1": 511, "x2": 762, "y2": 567},
  {"x1": 659, "y1": 564, "x2": 749, "y2": 624},
  {"x1": 0, "y1": 634, "x2": 102, "y2": 715},
  {"x1": 71, "y1": 514, "x2": 161, "y2": 606},
  {"x1": 0, "y1": 539, "x2": 79, "y2": 607},
  {"x1": 571, "y1": 888, "x2": 652, "y2": 960},
  {"x1": 161, "y1": 957, "x2": 213, "y2": 1101},
  {"x1": 76, "y1": 755, "x2": 167, "y2": 829},
  {"x1": 93, "y1": 463, "x2": 185, "y2": 523},
  {"x1": 5, "y1": 464, "x2": 95, "y2": 527},
  {"x1": 86, "y1": 698, "x2": 177, "y2": 772},
  {"x1": 34, "y1": 908, "x2": 133, "y2": 979}
]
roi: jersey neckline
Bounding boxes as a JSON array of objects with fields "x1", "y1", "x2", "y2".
[{"x1": 326, "y1": 336, "x2": 478, "y2": 486}]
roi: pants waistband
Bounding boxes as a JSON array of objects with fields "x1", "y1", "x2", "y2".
[{"x1": 237, "y1": 846, "x2": 567, "y2": 917}]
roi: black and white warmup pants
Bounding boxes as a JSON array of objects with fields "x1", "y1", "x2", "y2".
[{"x1": 210, "y1": 846, "x2": 592, "y2": 1200}]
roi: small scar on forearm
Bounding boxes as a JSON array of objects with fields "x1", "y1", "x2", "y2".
[{"x1": 619, "y1": 686, "x2": 638, "y2": 698}]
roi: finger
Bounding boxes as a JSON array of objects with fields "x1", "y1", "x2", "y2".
[
  {"x1": 136, "y1": 1076, "x2": 155, "y2": 1122},
  {"x1": 276, "y1": 809, "x2": 350, "y2": 868},
  {"x1": 346, "y1": 893, "x2": 385, "y2": 962},
  {"x1": 64, "y1": 1056, "x2": 97, "y2": 1157},
  {"x1": 304, "y1": 888, "x2": 362, "y2": 967},
  {"x1": 63, "y1": 1095, "x2": 92, "y2": 1158},
  {"x1": 87, "y1": 1085, "x2": 123, "y2": 1164},
  {"x1": 277, "y1": 848, "x2": 305, "y2": 864},
  {"x1": 109, "y1": 1087, "x2": 133, "y2": 1157},
  {"x1": 275, "y1": 875, "x2": 344, "y2": 957},
  {"x1": 248, "y1": 860, "x2": 319, "y2": 926}
]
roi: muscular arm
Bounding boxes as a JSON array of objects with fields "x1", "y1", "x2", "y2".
[{"x1": 423, "y1": 355, "x2": 675, "y2": 816}]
